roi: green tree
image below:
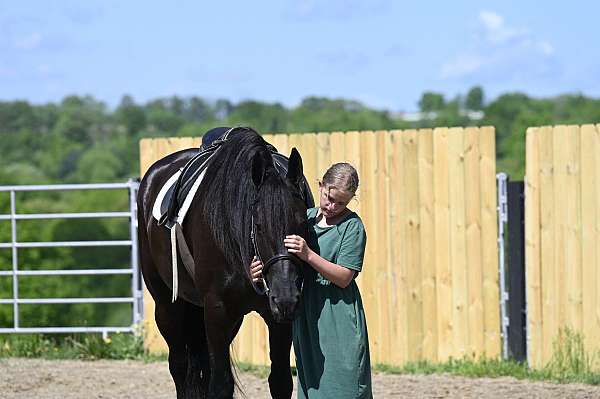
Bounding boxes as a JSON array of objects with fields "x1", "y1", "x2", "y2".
[
  {"x1": 465, "y1": 86, "x2": 484, "y2": 110},
  {"x1": 185, "y1": 97, "x2": 214, "y2": 122},
  {"x1": 418, "y1": 92, "x2": 445, "y2": 112},
  {"x1": 53, "y1": 96, "x2": 108, "y2": 145},
  {"x1": 72, "y1": 145, "x2": 124, "y2": 182},
  {"x1": 228, "y1": 101, "x2": 289, "y2": 132},
  {"x1": 214, "y1": 99, "x2": 233, "y2": 120},
  {"x1": 116, "y1": 95, "x2": 147, "y2": 136},
  {"x1": 0, "y1": 101, "x2": 36, "y2": 133},
  {"x1": 289, "y1": 96, "x2": 399, "y2": 132}
]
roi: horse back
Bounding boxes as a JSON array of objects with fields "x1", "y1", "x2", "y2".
[
  {"x1": 138, "y1": 148, "x2": 205, "y2": 305},
  {"x1": 138, "y1": 148, "x2": 197, "y2": 216}
]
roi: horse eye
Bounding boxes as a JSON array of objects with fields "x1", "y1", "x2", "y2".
[{"x1": 296, "y1": 218, "x2": 308, "y2": 232}]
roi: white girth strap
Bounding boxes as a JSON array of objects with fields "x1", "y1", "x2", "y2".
[{"x1": 170, "y1": 225, "x2": 178, "y2": 302}]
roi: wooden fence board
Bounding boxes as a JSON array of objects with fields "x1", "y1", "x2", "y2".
[
  {"x1": 449, "y1": 128, "x2": 468, "y2": 357},
  {"x1": 565, "y1": 126, "x2": 582, "y2": 331},
  {"x1": 553, "y1": 126, "x2": 568, "y2": 341},
  {"x1": 375, "y1": 131, "x2": 392, "y2": 362},
  {"x1": 537, "y1": 125, "x2": 554, "y2": 363},
  {"x1": 390, "y1": 130, "x2": 407, "y2": 365},
  {"x1": 464, "y1": 127, "x2": 484, "y2": 357},
  {"x1": 580, "y1": 125, "x2": 597, "y2": 352},
  {"x1": 433, "y1": 127, "x2": 453, "y2": 360},
  {"x1": 403, "y1": 130, "x2": 423, "y2": 361},
  {"x1": 479, "y1": 126, "x2": 500, "y2": 357},
  {"x1": 418, "y1": 129, "x2": 437, "y2": 362},
  {"x1": 526, "y1": 124, "x2": 600, "y2": 367},
  {"x1": 525, "y1": 127, "x2": 543, "y2": 367},
  {"x1": 595, "y1": 124, "x2": 600, "y2": 355}
]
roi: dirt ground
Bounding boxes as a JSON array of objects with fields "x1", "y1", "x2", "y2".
[{"x1": 2, "y1": 358, "x2": 600, "y2": 398}]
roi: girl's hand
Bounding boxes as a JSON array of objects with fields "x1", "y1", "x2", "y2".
[
  {"x1": 284, "y1": 235, "x2": 311, "y2": 262},
  {"x1": 250, "y1": 256, "x2": 263, "y2": 282}
]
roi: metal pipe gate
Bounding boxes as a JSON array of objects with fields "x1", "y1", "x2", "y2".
[{"x1": 0, "y1": 180, "x2": 142, "y2": 335}]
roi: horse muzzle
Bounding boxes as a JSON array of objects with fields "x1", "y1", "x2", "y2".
[{"x1": 268, "y1": 293, "x2": 301, "y2": 322}]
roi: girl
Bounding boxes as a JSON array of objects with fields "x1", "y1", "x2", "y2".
[{"x1": 251, "y1": 162, "x2": 372, "y2": 399}]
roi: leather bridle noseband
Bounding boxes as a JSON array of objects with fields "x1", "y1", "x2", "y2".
[{"x1": 250, "y1": 214, "x2": 301, "y2": 295}]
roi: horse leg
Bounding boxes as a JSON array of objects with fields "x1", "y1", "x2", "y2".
[
  {"x1": 183, "y1": 302, "x2": 209, "y2": 398},
  {"x1": 265, "y1": 320, "x2": 294, "y2": 399},
  {"x1": 155, "y1": 300, "x2": 189, "y2": 399},
  {"x1": 138, "y1": 210, "x2": 188, "y2": 397},
  {"x1": 204, "y1": 294, "x2": 237, "y2": 399}
]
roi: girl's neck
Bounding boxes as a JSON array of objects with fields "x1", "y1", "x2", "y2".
[{"x1": 316, "y1": 207, "x2": 350, "y2": 227}]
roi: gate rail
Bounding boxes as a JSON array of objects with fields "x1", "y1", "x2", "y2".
[{"x1": 0, "y1": 180, "x2": 142, "y2": 335}]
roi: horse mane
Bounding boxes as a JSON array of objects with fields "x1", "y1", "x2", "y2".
[{"x1": 199, "y1": 127, "x2": 296, "y2": 273}]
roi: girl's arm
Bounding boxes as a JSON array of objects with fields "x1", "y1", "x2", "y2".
[{"x1": 284, "y1": 235, "x2": 355, "y2": 288}]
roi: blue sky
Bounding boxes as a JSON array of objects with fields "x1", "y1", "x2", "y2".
[{"x1": 1, "y1": 0, "x2": 599, "y2": 111}]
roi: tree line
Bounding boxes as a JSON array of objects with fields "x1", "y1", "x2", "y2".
[{"x1": 1, "y1": 87, "x2": 599, "y2": 329}]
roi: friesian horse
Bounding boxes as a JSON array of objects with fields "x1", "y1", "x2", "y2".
[{"x1": 137, "y1": 127, "x2": 308, "y2": 398}]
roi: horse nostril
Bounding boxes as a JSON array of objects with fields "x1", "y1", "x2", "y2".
[
  {"x1": 270, "y1": 295, "x2": 300, "y2": 319},
  {"x1": 271, "y1": 296, "x2": 282, "y2": 311}
]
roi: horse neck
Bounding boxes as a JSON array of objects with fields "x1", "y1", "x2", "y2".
[{"x1": 199, "y1": 143, "x2": 266, "y2": 269}]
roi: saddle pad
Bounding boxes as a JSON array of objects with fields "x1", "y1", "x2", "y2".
[{"x1": 152, "y1": 168, "x2": 208, "y2": 226}]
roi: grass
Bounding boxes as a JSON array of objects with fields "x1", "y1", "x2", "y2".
[
  {"x1": 374, "y1": 357, "x2": 536, "y2": 380},
  {"x1": 542, "y1": 328, "x2": 600, "y2": 385},
  {"x1": 374, "y1": 328, "x2": 600, "y2": 386},
  {"x1": 234, "y1": 362, "x2": 273, "y2": 379},
  {"x1": 0, "y1": 332, "x2": 163, "y2": 361},
  {"x1": 1, "y1": 327, "x2": 599, "y2": 385}
]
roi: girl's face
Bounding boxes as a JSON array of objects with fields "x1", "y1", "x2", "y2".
[{"x1": 318, "y1": 183, "x2": 353, "y2": 218}]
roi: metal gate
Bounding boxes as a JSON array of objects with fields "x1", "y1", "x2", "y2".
[{"x1": 0, "y1": 180, "x2": 143, "y2": 336}]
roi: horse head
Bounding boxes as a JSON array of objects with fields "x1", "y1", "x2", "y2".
[{"x1": 251, "y1": 147, "x2": 307, "y2": 322}]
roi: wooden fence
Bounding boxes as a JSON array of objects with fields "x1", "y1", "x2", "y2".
[
  {"x1": 525, "y1": 124, "x2": 600, "y2": 368},
  {"x1": 139, "y1": 127, "x2": 500, "y2": 365}
]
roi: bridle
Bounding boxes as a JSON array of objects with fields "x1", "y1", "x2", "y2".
[
  {"x1": 250, "y1": 213, "x2": 301, "y2": 295},
  {"x1": 248, "y1": 148, "x2": 312, "y2": 296}
]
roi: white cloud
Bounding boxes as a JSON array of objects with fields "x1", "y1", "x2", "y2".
[
  {"x1": 441, "y1": 55, "x2": 485, "y2": 79},
  {"x1": 479, "y1": 10, "x2": 526, "y2": 45},
  {"x1": 479, "y1": 11, "x2": 503, "y2": 31},
  {"x1": 539, "y1": 41, "x2": 554, "y2": 55},
  {"x1": 13, "y1": 32, "x2": 42, "y2": 50},
  {"x1": 440, "y1": 11, "x2": 558, "y2": 83}
]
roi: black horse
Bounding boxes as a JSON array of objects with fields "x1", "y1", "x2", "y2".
[{"x1": 137, "y1": 128, "x2": 309, "y2": 399}]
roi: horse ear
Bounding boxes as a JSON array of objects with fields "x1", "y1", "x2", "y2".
[
  {"x1": 252, "y1": 152, "x2": 267, "y2": 187},
  {"x1": 287, "y1": 148, "x2": 303, "y2": 184}
]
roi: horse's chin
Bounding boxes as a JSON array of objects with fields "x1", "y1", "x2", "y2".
[
  {"x1": 269, "y1": 304, "x2": 295, "y2": 323},
  {"x1": 273, "y1": 314, "x2": 294, "y2": 324},
  {"x1": 268, "y1": 295, "x2": 299, "y2": 323}
]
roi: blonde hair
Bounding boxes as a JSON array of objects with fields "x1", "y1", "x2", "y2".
[{"x1": 321, "y1": 163, "x2": 359, "y2": 196}]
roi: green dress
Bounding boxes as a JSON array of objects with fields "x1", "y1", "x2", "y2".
[{"x1": 293, "y1": 207, "x2": 372, "y2": 399}]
